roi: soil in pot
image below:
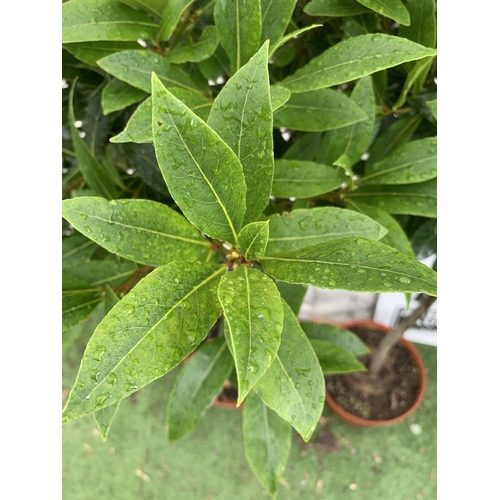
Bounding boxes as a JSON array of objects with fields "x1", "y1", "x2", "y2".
[{"x1": 325, "y1": 325, "x2": 420, "y2": 420}]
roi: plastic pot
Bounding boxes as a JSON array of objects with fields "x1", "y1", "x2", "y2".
[{"x1": 322, "y1": 319, "x2": 427, "y2": 427}]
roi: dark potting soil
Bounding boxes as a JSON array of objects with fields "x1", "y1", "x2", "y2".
[{"x1": 325, "y1": 325, "x2": 421, "y2": 420}]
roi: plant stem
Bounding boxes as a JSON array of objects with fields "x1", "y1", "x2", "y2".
[{"x1": 369, "y1": 294, "x2": 437, "y2": 378}]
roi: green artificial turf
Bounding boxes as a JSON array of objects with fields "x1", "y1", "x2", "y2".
[{"x1": 62, "y1": 336, "x2": 436, "y2": 500}]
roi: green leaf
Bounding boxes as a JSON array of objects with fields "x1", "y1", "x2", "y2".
[
  {"x1": 64, "y1": 259, "x2": 136, "y2": 288},
  {"x1": 69, "y1": 83, "x2": 119, "y2": 199},
  {"x1": 426, "y1": 99, "x2": 437, "y2": 120},
  {"x1": 62, "y1": 276, "x2": 103, "y2": 332},
  {"x1": 243, "y1": 390, "x2": 291, "y2": 497},
  {"x1": 110, "y1": 89, "x2": 213, "y2": 143},
  {"x1": 266, "y1": 207, "x2": 386, "y2": 255},
  {"x1": 356, "y1": 0, "x2": 410, "y2": 25},
  {"x1": 393, "y1": 56, "x2": 434, "y2": 109},
  {"x1": 365, "y1": 113, "x2": 422, "y2": 168},
  {"x1": 300, "y1": 321, "x2": 369, "y2": 355},
  {"x1": 361, "y1": 137, "x2": 437, "y2": 185},
  {"x1": 101, "y1": 78, "x2": 148, "y2": 115},
  {"x1": 62, "y1": 197, "x2": 212, "y2": 266},
  {"x1": 304, "y1": 0, "x2": 370, "y2": 17},
  {"x1": 270, "y1": 86, "x2": 291, "y2": 112},
  {"x1": 120, "y1": 0, "x2": 169, "y2": 17},
  {"x1": 410, "y1": 219, "x2": 437, "y2": 260},
  {"x1": 269, "y1": 24, "x2": 323, "y2": 56},
  {"x1": 97, "y1": 50, "x2": 203, "y2": 94},
  {"x1": 217, "y1": 266, "x2": 284, "y2": 405},
  {"x1": 62, "y1": 262, "x2": 225, "y2": 423},
  {"x1": 275, "y1": 282, "x2": 307, "y2": 316},
  {"x1": 260, "y1": 236, "x2": 437, "y2": 295},
  {"x1": 214, "y1": 0, "x2": 262, "y2": 74},
  {"x1": 92, "y1": 401, "x2": 121, "y2": 441},
  {"x1": 329, "y1": 76, "x2": 376, "y2": 176},
  {"x1": 345, "y1": 179, "x2": 437, "y2": 217},
  {"x1": 158, "y1": 0, "x2": 195, "y2": 41},
  {"x1": 279, "y1": 34, "x2": 436, "y2": 93},
  {"x1": 260, "y1": 0, "x2": 297, "y2": 47},
  {"x1": 237, "y1": 221, "x2": 270, "y2": 260},
  {"x1": 207, "y1": 42, "x2": 273, "y2": 225},
  {"x1": 62, "y1": 0, "x2": 159, "y2": 43},
  {"x1": 166, "y1": 26, "x2": 219, "y2": 63},
  {"x1": 63, "y1": 41, "x2": 141, "y2": 67},
  {"x1": 166, "y1": 338, "x2": 233, "y2": 441},
  {"x1": 399, "y1": 0, "x2": 436, "y2": 48},
  {"x1": 253, "y1": 301, "x2": 324, "y2": 441},
  {"x1": 273, "y1": 89, "x2": 367, "y2": 132},
  {"x1": 105, "y1": 284, "x2": 121, "y2": 313},
  {"x1": 344, "y1": 200, "x2": 414, "y2": 257},
  {"x1": 282, "y1": 133, "x2": 322, "y2": 162},
  {"x1": 152, "y1": 75, "x2": 247, "y2": 244},
  {"x1": 62, "y1": 234, "x2": 97, "y2": 269},
  {"x1": 63, "y1": 302, "x2": 105, "y2": 353},
  {"x1": 272, "y1": 159, "x2": 346, "y2": 198},
  {"x1": 309, "y1": 339, "x2": 367, "y2": 374}
]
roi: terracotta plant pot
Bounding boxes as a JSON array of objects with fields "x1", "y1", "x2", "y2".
[
  {"x1": 321, "y1": 319, "x2": 427, "y2": 427},
  {"x1": 183, "y1": 338, "x2": 242, "y2": 409}
]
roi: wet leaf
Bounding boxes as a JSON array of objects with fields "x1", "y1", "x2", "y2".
[
  {"x1": 357, "y1": 0, "x2": 410, "y2": 25},
  {"x1": 217, "y1": 266, "x2": 283, "y2": 405},
  {"x1": 280, "y1": 34, "x2": 436, "y2": 93},
  {"x1": 300, "y1": 322, "x2": 370, "y2": 355},
  {"x1": 62, "y1": 262, "x2": 225, "y2": 422},
  {"x1": 214, "y1": 0, "x2": 262, "y2": 74},
  {"x1": 62, "y1": 276, "x2": 103, "y2": 332},
  {"x1": 167, "y1": 338, "x2": 233, "y2": 440},
  {"x1": 158, "y1": 0, "x2": 195, "y2": 41},
  {"x1": 272, "y1": 159, "x2": 346, "y2": 198},
  {"x1": 410, "y1": 219, "x2": 437, "y2": 260},
  {"x1": 366, "y1": 113, "x2": 422, "y2": 168},
  {"x1": 63, "y1": 41, "x2": 141, "y2": 67},
  {"x1": 62, "y1": 234, "x2": 97, "y2": 269},
  {"x1": 329, "y1": 76, "x2": 376, "y2": 176},
  {"x1": 275, "y1": 282, "x2": 307, "y2": 316},
  {"x1": 207, "y1": 42, "x2": 273, "y2": 224},
  {"x1": 237, "y1": 221, "x2": 270, "y2": 260},
  {"x1": 345, "y1": 179, "x2": 437, "y2": 217},
  {"x1": 309, "y1": 339, "x2": 367, "y2": 374},
  {"x1": 101, "y1": 78, "x2": 148, "y2": 115},
  {"x1": 269, "y1": 24, "x2": 323, "y2": 56},
  {"x1": 253, "y1": 301, "x2": 324, "y2": 441},
  {"x1": 273, "y1": 89, "x2": 367, "y2": 132},
  {"x1": 64, "y1": 259, "x2": 136, "y2": 288},
  {"x1": 361, "y1": 137, "x2": 437, "y2": 185},
  {"x1": 62, "y1": 0, "x2": 159, "y2": 43},
  {"x1": 110, "y1": 89, "x2": 213, "y2": 143},
  {"x1": 270, "y1": 86, "x2": 291, "y2": 112},
  {"x1": 120, "y1": 0, "x2": 169, "y2": 16},
  {"x1": 344, "y1": 200, "x2": 414, "y2": 257},
  {"x1": 243, "y1": 390, "x2": 291, "y2": 497},
  {"x1": 97, "y1": 50, "x2": 203, "y2": 94},
  {"x1": 266, "y1": 207, "x2": 386, "y2": 255},
  {"x1": 152, "y1": 75, "x2": 247, "y2": 244},
  {"x1": 399, "y1": 0, "x2": 436, "y2": 48},
  {"x1": 393, "y1": 56, "x2": 434, "y2": 109},
  {"x1": 260, "y1": 236, "x2": 437, "y2": 295},
  {"x1": 304, "y1": 0, "x2": 369, "y2": 17},
  {"x1": 92, "y1": 401, "x2": 121, "y2": 441},
  {"x1": 260, "y1": 0, "x2": 297, "y2": 47},
  {"x1": 167, "y1": 26, "x2": 219, "y2": 63},
  {"x1": 62, "y1": 197, "x2": 212, "y2": 266}
]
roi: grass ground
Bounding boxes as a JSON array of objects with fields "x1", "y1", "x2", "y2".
[{"x1": 62, "y1": 339, "x2": 436, "y2": 500}]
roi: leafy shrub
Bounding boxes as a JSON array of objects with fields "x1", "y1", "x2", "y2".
[{"x1": 62, "y1": 0, "x2": 437, "y2": 496}]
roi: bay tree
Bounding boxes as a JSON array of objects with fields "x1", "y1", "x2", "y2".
[{"x1": 62, "y1": 0, "x2": 437, "y2": 496}]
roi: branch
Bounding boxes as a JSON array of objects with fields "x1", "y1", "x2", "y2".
[{"x1": 369, "y1": 294, "x2": 437, "y2": 378}]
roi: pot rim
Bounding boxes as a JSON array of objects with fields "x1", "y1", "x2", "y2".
[{"x1": 316, "y1": 318, "x2": 427, "y2": 427}]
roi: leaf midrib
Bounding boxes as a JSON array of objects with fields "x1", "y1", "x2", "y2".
[{"x1": 362, "y1": 154, "x2": 437, "y2": 181}]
